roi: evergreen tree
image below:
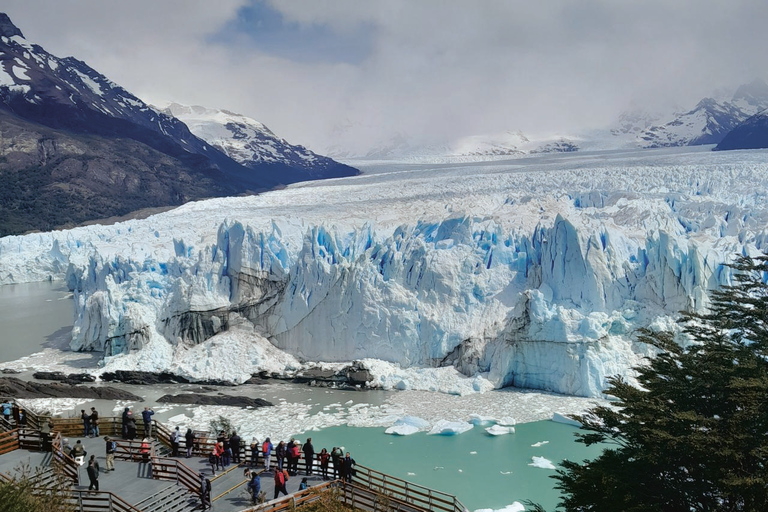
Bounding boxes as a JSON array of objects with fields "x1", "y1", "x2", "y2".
[{"x1": 553, "y1": 256, "x2": 768, "y2": 512}]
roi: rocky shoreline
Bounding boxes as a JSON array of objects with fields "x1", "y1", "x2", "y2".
[{"x1": 0, "y1": 377, "x2": 142, "y2": 401}]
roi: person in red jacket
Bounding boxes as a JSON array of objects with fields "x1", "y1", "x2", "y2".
[{"x1": 273, "y1": 469, "x2": 289, "y2": 499}]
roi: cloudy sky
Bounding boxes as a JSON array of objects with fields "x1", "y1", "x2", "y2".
[{"x1": 3, "y1": 1, "x2": 768, "y2": 153}]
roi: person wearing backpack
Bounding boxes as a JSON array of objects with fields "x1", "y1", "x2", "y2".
[
  {"x1": 104, "y1": 436, "x2": 116, "y2": 471},
  {"x1": 273, "y1": 468, "x2": 289, "y2": 499},
  {"x1": 262, "y1": 437, "x2": 273, "y2": 471}
]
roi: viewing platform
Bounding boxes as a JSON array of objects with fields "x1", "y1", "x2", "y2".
[{"x1": 0, "y1": 403, "x2": 469, "y2": 512}]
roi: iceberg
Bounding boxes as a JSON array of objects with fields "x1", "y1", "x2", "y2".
[
  {"x1": 427, "y1": 419, "x2": 474, "y2": 435},
  {"x1": 385, "y1": 415, "x2": 430, "y2": 435},
  {"x1": 385, "y1": 424, "x2": 420, "y2": 436},
  {"x1": 529, "y1": 456, "x2": 556, "y2": 470},
  {"x1": 485, "y1": 425, "x2": 515, "y2": 436},
  {"x1": 552, "y1": 412, "x2": 582, "y2": 427},
  {"x1": 474, "y1": 504, "x2": 525, "y2": 512},
  {"x1": 2, "y1": 148, "x2": 768, "y2": 397}
]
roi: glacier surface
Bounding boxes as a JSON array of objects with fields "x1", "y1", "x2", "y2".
[{"x1": 2, "y1": 147, "x2": 768, "y2": 397}]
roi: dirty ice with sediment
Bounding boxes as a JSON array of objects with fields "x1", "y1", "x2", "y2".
[{"x1": 2, "y1": 146, "x2": 766, "y2": 405}]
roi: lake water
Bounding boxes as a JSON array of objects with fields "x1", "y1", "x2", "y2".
[
  {"x1": 0, "y1": 281, "x2": 603, "y2": 511},
  {"x1": 0, "y1": 281, "x2": 73, "y2": 363}
]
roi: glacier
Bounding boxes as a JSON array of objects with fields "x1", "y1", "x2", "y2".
[{"x1": 2, "y1": 147, "x2": 768, "y2": 397}]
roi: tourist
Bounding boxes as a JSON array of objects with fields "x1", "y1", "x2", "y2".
[
  {"x1": 273, "y1": 468, "x2": 289, "y2": 499},
  {"x1": 249, "y1": 437, "x2": 259, "y2": 468},
  {"x1": 121, "y1": 407, "x2": 130, "y2": 439},
  {"x1": 299, "y1": 477, "x2": 308, "y2": 491},
  {"x1": 80, "y1": 409, "x2": 90, "y2": 437},
  {"x1": 86, "y1": 455, "x2": 100, "y2": 491},
  {"x1": 262, "y1": 437, "x2": 273, "y2": 471},
  {"x1": 170, "y1": 426, "x2": 181, "y2": 457},
  {"x1": 141, "y1": 407, "x2": 154, "y2": 437},
  {"x1": 89, "y1": 407, "x2": 99, "y2": 437},
  {"x1": 230, "y1": 430, "x2": 241, "y2": 464},
  {"x1": 0, "y1": 401, "x2": 10, "y2": 423},
  {"x1": 104, "y1": 436, "x2": 116, "y2": 471},
  {"x1": 217, "y1": 430, "x2": 230, "y2": 467},
  {"x1": 319, "y1": 448, "x2": 330, "y2": 480},
  {"x1": 289, "y1": 440, "x2": 301, "y2": 475},
  {"x1": 208, "y1": 446, "x2": 219, "y2": 475},
  {"x1": 70, "y1": 439, "x2": 86, "y2": 461},
  {"x1": 246, "y1": 471, "x2": 261, "y2": 504},
  {"x1": 140, "y1": 437, "x2": 151, "y2": 461},
  {"x1": 342, "y1": 452, "x2": 357, "y2": 483},
  {"x1": 331, "y1": 447, "x2": 343, "y2": 479},
  {"x1": 12, "y1": 403, "x2": 20, "y2": 425},
  {"x1": 199, "y1": 473, "x2": 212, "y2": 510},
  {"x1": 276, "y1": 440, "x2": 286, "y2": 471},
  {"x1": 303, "y1": 438, "x2": 315, "y2": 475},
  {"x1": 185, "y1": 428, "x2": 195, "y2": 458},
  {"x1": 126, "y1": 412, "x2": 137, "y2": 440}
]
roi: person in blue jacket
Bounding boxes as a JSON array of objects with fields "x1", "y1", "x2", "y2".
[{"x1": 246, "y1": 472, "x2": 261, "y2": 504}]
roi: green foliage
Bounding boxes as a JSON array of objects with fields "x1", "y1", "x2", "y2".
[
  {"x1": 209, "y1": 415, "x2": 235, "y2": 435},
  {"x1": 553, "y1": 256, "x2": 768, "y2": 511},
  {"x1": 0, "y1": 464, "x2": 75, "y2": 512}
]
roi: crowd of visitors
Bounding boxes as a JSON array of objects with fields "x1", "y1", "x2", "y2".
[{"x1": 0, "y1": 399, "x2": 362, "y2": 509}]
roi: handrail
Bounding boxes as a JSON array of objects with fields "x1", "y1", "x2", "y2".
[
  {"x1": 3, "y1": 400, "x2": 470, "y2": 512},
  {"x1": 0, "y1": 428, "x2": 19, "y2": 455},
  {"x1": 151, "y1": 456, "x2": 202, "y2": 494},
  {"x1": 354, "y1": 464, "x2": 469, "y2": 512}
]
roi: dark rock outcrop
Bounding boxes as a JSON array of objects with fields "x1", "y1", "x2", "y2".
[
  {"x1": 291, "y1": 362, "x2": 373, "y2": 389},
  {"x1": 156, "y1": 393, "x2": 272, "y2": 408},
  {"x1": 99, "y1": 370, "x2": 234, "y2": 386},
  {"x1": 0, "y1": 377, "x2": 142, "y2": 400}
]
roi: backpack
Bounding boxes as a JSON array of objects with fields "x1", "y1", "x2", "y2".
[
  {"x1": 276, "y1": 471, "x2": 285, "y2": 486},
  {"x1": 262, "y1": 441, "x2": 270, "y2": 454}
]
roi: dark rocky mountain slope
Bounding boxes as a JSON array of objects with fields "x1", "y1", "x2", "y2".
[{"x1": 0, "y1": 13, "x2": 356, "y2": 236}]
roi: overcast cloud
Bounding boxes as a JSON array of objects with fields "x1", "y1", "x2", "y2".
[{"x1": 3, "y1": 0, "x2": 768, "y2": 153}]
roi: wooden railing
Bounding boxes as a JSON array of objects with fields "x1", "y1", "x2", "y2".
[
  {"x1": 151, "y1": 456, "x2": 202, "y2": 494},
  {"x1": 353, "y1": 465, "x2": 469, "y2": 512},
  {"x1": 51, "y1": 431, "x2": 80, "y2": 484},
  {"x1": 2, "y1": 401, "x2": 469, "y2": 512},
  {"x1": 0, "y1": 429, "x2": 19, "y2": 455},
  {"x1": 66, "y1": 490, "x2": 143, "y2": 512},
  {"x1": 242, "y1": 481, "x2": 340, "y2": 512}
]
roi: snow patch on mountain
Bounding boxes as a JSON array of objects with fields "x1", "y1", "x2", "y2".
[{"x1": 164, "y1": 102, "x2": 348, "y2": 175}]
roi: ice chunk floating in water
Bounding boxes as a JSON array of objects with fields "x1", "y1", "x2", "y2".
[
  {"x1": 428, "y1": 420, "x2": 474, "y2": 435},
  {"x1": 485, "y1": 425, "x2": 515, "y2": 436}
]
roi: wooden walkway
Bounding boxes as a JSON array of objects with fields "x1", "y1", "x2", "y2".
[{"x1": 0, "y1": 404, "x2": 469, "y2": 512}]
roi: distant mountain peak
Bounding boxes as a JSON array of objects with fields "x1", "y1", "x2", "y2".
[
  {"x1": 0, "y1": 13, "x2": 23, "y2": 39},
  {"x1": 732, "y1": 78, "x2": 768, "y2": 106}
]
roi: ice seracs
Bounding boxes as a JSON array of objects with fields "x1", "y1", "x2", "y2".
[{"x1": 2, "y1": 147, "x2": 768, "y2": 398}]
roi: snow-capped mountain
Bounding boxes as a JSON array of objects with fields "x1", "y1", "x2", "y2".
[
  {"x1": 715, "y1": 108, "x2": 768, "y2": 150},
  {"x1": 3, "y1": 147, "x2": 767, "y2": 398},
  {"x1": 0, "y1": 13, "x2": 356, "y2": 235},
  {"x1": 163, "y1": 103, "x2": 356, "y2": 181},
  {"x1": 637, "y1": 79, "x2": 768, "y2": 148},
  {"x1": 0, "y1": 14, "x2": 220, "y2": 163}
]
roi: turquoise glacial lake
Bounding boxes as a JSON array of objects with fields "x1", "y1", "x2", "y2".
[{"x1": 304, "y1": 421, "x2": 604, "y2": 511}]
